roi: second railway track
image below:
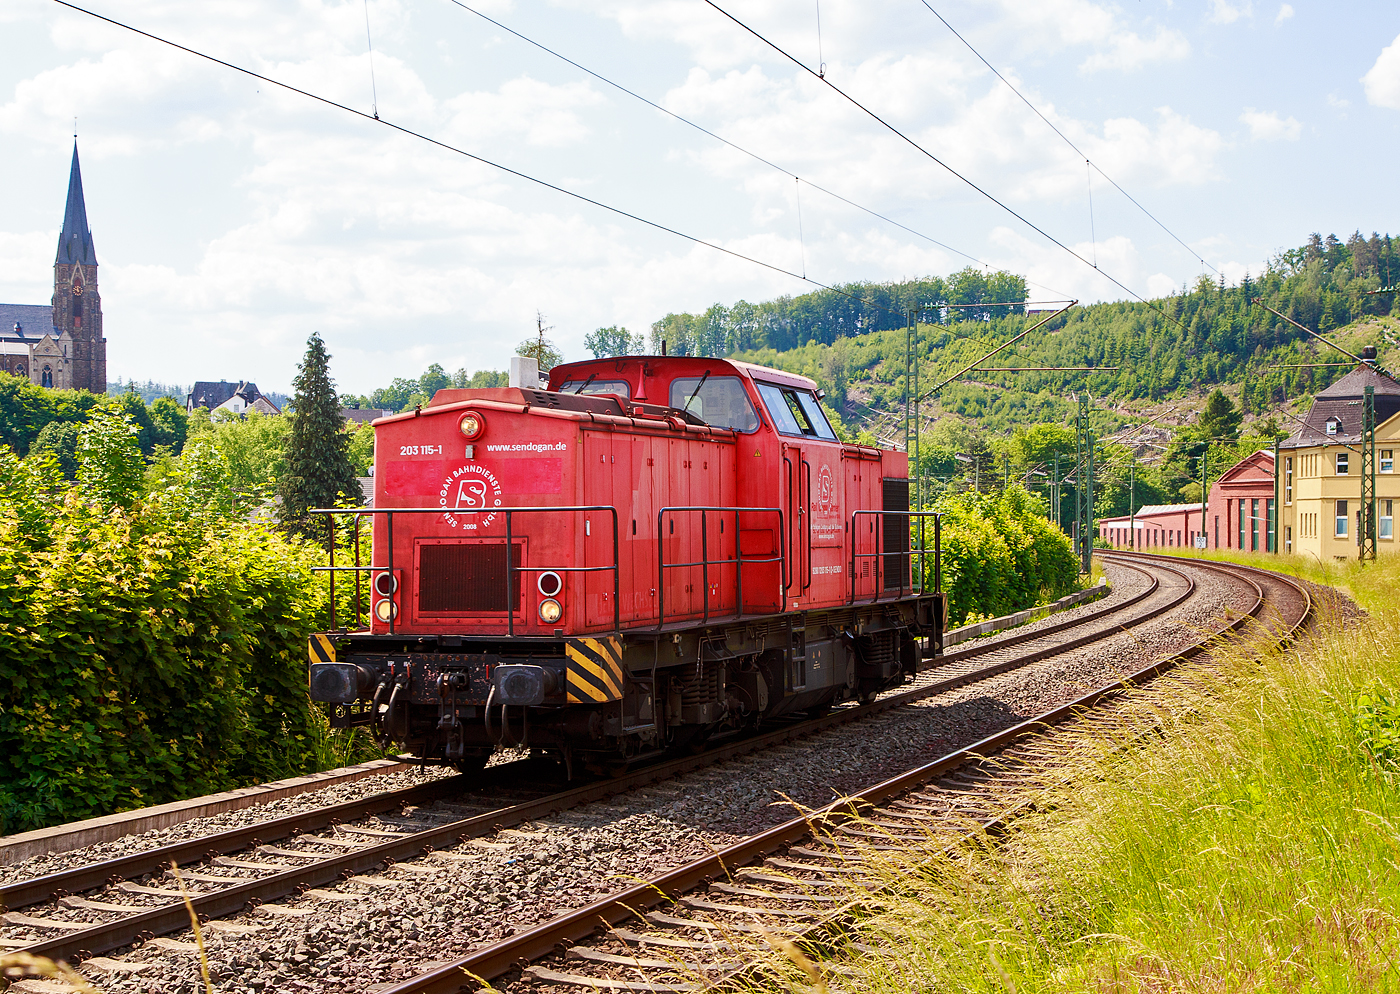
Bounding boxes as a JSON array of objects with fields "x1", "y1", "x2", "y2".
[
  {"x1": 386, "y1": 554, "x2": 1312, "y2": 994},
  {"x1": 1, "y1": 555, "x2": 1250, "y2": 989}
]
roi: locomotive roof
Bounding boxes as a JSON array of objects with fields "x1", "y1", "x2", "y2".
[{"x1": 550, "y1": 355, "x2": 819, "y2": 392}]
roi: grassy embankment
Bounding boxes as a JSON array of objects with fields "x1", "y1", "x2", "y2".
[{"x1": 766, "y1": 550, "x2": 1400, "y2": 992}]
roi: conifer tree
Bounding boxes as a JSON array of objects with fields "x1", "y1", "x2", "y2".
[{"x1": 280, "y1": 332, "x2": 360, "y2": 536}]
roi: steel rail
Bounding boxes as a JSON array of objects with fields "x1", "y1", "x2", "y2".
[
  {"x1": 384, "y1": 557, "x2": 1295, "y2": 993},
  {"x1": 7, "y1": 559, "x2": 1165, "y2": 964}
]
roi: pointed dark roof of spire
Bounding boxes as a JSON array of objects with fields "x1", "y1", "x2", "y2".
[{"x1": 55, "y1": 142, "x2": 96, "y2": 266}]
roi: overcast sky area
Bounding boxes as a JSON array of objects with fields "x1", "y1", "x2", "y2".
[{"x1": 1, "y1": 0, "x2": 1398, "y2": 394}]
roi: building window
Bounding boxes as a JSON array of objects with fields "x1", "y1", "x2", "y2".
[
  {"x1": 41, "y1": 365, "x2": 52, "y2": 388},
  {"x1": 1337, "y1": 452, "x2": 1349, "y2": 475},
  {"x1": 1326, "y1": 418, "x2": 1339, "y2": 435},
  {"x1": 1251, "y1": 498, "x2": 1260, "y2": 551},
  {"x1": 1214, "y1": 515, "x2": 1219, "y2": 548},
  {"x1": 1267, "y1": 498, "x2": 1275, "y2": 552},
  {"x1": 1336, "y1": 500, "x2": 1349, "y2": 538},
  {"x1": 1285, "y1": 457, "x2": 1293, "y2": 504},
  {"x1": 1238, "y1": 501, "x2": 1246, "y2": 550},
  {"x1": 1383, "y1": 500, "x2": 1394, "y2": 540},
  {"x1": 1383, "y1": 450, "x2": 1394, "y2": 474},
  {"x1": 1285, "y1": 525, "x2": 1292, "y2": 552}
]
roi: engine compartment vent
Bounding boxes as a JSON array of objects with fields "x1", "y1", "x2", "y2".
[{"x1": 418, "y1": 542, "x2": 523, "y2": 614}]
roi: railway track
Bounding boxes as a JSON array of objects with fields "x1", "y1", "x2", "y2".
[
  {"x1": 377, "y1": 555, "x2": 1310, "y2": 994},
  {"x1": 2, "y1": 556, "x2": 1199, "y2": 982}
]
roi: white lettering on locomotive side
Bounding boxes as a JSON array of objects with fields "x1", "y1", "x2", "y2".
[
  {"x1": 439, "y1": 463, "x2": 503, "y2": 530},
  {"x1": 399, "y1": 444, "x2": 444, "y2": 456},
  {"x1": 484, "y1": 441, "x2": 568, "y2": 453}
]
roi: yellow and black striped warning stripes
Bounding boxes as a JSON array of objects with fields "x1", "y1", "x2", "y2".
[
  {"x1": 308, "y1": 634, "x2": 336, "y2": 666},
  {"x1": 565, "y1": 637, "x2": 625, "y2": 703}
]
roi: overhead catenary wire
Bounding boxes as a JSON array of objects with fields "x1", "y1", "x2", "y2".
[
  {"x1": 439, "y1": 0, "x2": 1074, "y2": 300},
  {"x1": 915, "y1": 0, "x2": 1219, "y2": 277},
  {"x1": 363, "y1": 0, "x2": 379, "y2": 119},
  {"x1": 700, "y1": 0, "x2": 1192, "y2": 329},
  {"x1": 47, "y1": 0, "x2": 978, "y2": 335}
]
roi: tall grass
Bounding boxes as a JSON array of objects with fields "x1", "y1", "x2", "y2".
[{"x1": 825, "y1": 557, "x2": 1400, "y2": 992}]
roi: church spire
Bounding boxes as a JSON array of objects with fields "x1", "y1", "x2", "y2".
[{"x1": 55, "y1": 142, "x2": 96, "y2": 266}]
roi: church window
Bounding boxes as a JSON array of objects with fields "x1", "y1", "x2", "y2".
[{"x1": 42, "y1": 365, "x2": 53, "y2": 388}]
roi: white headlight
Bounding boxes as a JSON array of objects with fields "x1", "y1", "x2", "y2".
[
  {"x1": 538, "y1": 598, "x2": 562, "y2": 624},
  {"x1": 375, "y1": 599, "x2": 398, "y2": 622}
]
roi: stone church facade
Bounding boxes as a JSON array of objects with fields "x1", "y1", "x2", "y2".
[{"x1": 0, "y1": 143, "x2": 107, "y2": 393}]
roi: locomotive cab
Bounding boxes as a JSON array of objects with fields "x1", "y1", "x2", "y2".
[{"x1": 308, "y1": 356, "x2": 943, "y2": 775}]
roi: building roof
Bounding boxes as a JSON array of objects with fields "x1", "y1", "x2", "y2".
[
  {"x1": 55, "y1": 143, "x2": 96, "y2": 267},
  {"x1": 342, "y1": 407, "x2": 393, "y2": 424},
  {"x1": 1133, "y1": 502, "x2": 1202, "y2": 516},
  {"x1": 188, "y1": 380, "x2": 278, "y2": 413},
  {"x1": 1098, "y1": 502, "x2": 1202, "y2": 527},
  {"x1": 1284, "y1": 363, "x2": 1400, "y2": 447},
  {"x1": 0, "y1": 304, "x2": 59, "y2": 340}
]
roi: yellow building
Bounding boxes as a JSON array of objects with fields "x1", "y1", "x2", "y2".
[{"x1": 1278, "y1": 359, "x2": 1400, "y2": 560}]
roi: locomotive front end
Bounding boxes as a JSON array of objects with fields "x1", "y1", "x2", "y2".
[{"x1": 307, "y1": 385, "x2": 634, "y2": 772}]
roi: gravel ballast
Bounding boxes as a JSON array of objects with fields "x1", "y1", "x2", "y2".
[{"x1": 21, "y1": 559, "x2": 1250, "y2": 993}]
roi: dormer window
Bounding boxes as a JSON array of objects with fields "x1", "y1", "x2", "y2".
[{"x1": 1325, "y1": 418, "x2": 1339, "y2": 436}]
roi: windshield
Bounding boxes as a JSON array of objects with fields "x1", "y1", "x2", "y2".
[
  {"x1": 668, "y1": 376, "x2": 761, "y2": 432},
  {"x1": 555, "y1": 378, "x2": 631, "y2": 400},
  {"x1": 756, "y1": 382, "x2": 836, "y2": 440}
]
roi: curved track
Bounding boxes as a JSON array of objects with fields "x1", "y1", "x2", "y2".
[
  {"x1": 380, "y1": 556, "x2": 1311, "y2": 994},
  {"x1": 0, "y1": 556, "x2": 1229, "y2": 977}
]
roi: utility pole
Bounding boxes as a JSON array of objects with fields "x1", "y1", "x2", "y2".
[
  {"x1": 1129, "y1": 462, "x2": 1135, "y2": 549},
  {"x1": 1074, "y1": 393, "x2": 1094, "y2": 573},
  {"x1": 1052, "y1": 453, "x2": 1061, "y2": 529},
  {"x1": 1200, "y1": 448, "x2": 1208, "y2": 552},
  {"x1": 1271, "y1": 437, "x2": 1280, "y2": 554},
  {"x1": 1362, "y1": 384, "x2": 1377, "y2": 562}
]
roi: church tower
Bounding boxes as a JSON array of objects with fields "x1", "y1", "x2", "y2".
[{"x1": 50, "y1": 143, "x2": 105, "y2": 392}]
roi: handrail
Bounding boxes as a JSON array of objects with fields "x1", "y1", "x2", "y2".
[
  {"x1": 310, "y1": 506, "x2": 621, "y2": 635},
  {"x1": 848, "y1": 509, "x2": 942, "y2": 605},
  {"x1": 655, "y1": 506, "x2": 786, "y2": 629}
]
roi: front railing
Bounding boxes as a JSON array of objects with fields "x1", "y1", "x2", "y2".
[
  {"x1": 655, "y1": 506, "x2": 787, "y2": 629},
  {"x1": 312, "y1": 506, "x2": 620, "y2": 635},
  {"x1": 849, "y1": 510, "x2": 942, "y2": 604}
]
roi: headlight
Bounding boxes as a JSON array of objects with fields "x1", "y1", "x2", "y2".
[
  {"x1": 459, "y1": 412, "x2": 485, "y2": 440},
  {"x1": 375, "y1": 599, "x2": 398, "y2": 622},
  {"x1": 538, "y1": 598, "x2": 562, "y2": 624}
]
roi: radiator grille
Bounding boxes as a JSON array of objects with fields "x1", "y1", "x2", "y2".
[
  {"x1": 418, "y1": 543, "x2": 522, "y2": 614},
  {"x1": 881, "y1": 478, "x2": 910, "y2": 590}
]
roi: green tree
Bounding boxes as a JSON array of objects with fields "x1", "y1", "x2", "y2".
[
  {"x1": 31, "y1": 421, "x2": 80, "y2": 479},
  {"x1": 1199, "y1": 389, "x2": 1243, "y2": 442},
  {"x1": 279, "y1": 333, "x2": 361, "y2": 535},
  {"x1": 419, "y1": 363, "x2": 450, "y2": 398},
  {"x1": 77, "y1": 408, "x2": 145, "y2": 510},
  {"x1": 148, "y1": 396, "x2": 188, "y2": 454},
  {"x1": 585, "y1": 326, "x2": 644, "y2": 358}
]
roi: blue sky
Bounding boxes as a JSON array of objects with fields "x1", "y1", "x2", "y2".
[{"x1": 0, "y1": 0, "x2": 1397, "y2": 393}]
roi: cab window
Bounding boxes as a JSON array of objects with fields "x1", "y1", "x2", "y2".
[
  {"x1": 668, "y1": 376, "x2": 761, "y2": 432},
  {"x1": 555, "y1": 378, "x2": 631, "y2": 400},
  {"x1": 756, "y1": 382, "x2": 837, "y2": 440}
]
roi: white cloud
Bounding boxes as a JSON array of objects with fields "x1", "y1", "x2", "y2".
[
  {"x1": 1275, "y1": 4, "x2": 1294, "y2": 24},
  {"x1": 1078, "y1": 26, "x2": 1192, "y2": 73},
  {"x1": 1208, "y1": 0, "x2": 1253, "y2": 25},
  {"x1": 1240, "y1": 108, "x2": 1302, "y2": 141},
  {"x1": 1363, "y1": 33, "x2": 1400, "y2": 110}
]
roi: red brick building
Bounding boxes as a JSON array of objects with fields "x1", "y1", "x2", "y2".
[
  {"x1": 1205, "y1": 449, "x2": 1276, "y2": 552},
  {"x1": 1099, "y1": 502, "x2": 1202, "y2": 550}
]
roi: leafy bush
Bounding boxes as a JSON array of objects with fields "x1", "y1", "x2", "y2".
[
  {"x1": 922, "y1": 484, "x2": 1081, "y2": 626},
  {"x1": 1356, "y1": 688, "x2": 1400, "y2": 767},
  {"x1": 0, "y1": 424, "x2": 340, "y2": 832}
]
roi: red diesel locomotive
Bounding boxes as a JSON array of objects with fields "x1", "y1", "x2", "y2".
[{"x1": 308, "y1": 355, "x2": 944, "y2": 774}]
